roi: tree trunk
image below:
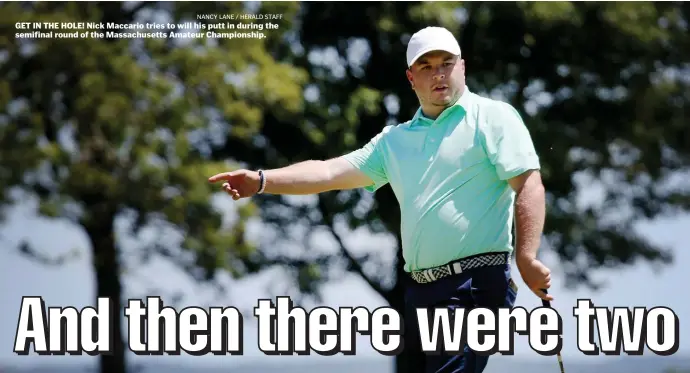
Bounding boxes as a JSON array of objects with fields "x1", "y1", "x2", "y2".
[{"x1": 87, "y1": 215, "x2": 127, "y2": 373}]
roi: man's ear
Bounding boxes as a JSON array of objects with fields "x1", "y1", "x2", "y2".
[{"x1": 406, "y1": 69, "x2": 414, "y2": 89}]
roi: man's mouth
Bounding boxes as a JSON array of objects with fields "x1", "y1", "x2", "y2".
[{"x1": 433, "y1": 85, "x2": 448, "y2": 92}]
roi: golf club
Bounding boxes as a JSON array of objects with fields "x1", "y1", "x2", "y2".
[{"x1": 541, "y1": 289, "x2": 565, "y2": 373}]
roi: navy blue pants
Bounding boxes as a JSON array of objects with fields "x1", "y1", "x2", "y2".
[{"x1": 403, "y1": 263, "x2": 518, "y2": 373}]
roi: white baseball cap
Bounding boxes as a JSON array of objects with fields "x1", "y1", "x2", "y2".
[{"x1": 406, "y1": 26, "x2": 461, "y2": 67}]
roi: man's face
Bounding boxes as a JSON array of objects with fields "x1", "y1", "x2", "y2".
[{"x1": 406, "y1": 51, "x2": 465, "y2": 108}]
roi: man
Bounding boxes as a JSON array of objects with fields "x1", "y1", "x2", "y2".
[{"x1": 209, "y1": 26, "x2": 552, "y2": 372}]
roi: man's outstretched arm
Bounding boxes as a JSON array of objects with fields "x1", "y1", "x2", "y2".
[
  {"x1": 211, "y1": 127, "x2": 390, "y2": 199},
  {"x1": 208, "y1": 156, "x2": 375, "y2": 199},
  {"x1": 263, "y1": 156, "x2": 376, "y2": 194}
]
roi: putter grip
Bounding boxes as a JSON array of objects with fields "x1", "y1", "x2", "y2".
[{"x1": 541, "y1": 288, "x2": 550, "y2": 307}]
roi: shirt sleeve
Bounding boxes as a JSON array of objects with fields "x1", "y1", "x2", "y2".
[
  {"x1": 480, "y1": 101, "x2": 541, "y2": 180},
  {"x1": 341, "y1": 127, "x2": 390, "y2": 192}
]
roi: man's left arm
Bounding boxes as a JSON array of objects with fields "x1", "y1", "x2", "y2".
[{"x1": 481, "y1": 101, "x2": 552, "y2": 300}]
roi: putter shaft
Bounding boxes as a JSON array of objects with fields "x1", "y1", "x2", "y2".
[{"x1": 541, "y1": 289, "x2": 565, "y2": 373}]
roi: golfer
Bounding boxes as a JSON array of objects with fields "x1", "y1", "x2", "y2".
[{"x1": 209, "y1": 26, "x2": 552, "y2": 373}]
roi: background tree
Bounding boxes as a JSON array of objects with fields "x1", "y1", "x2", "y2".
[{"x1": 1, "y1": 2, "x2": 304, "y2": 373}]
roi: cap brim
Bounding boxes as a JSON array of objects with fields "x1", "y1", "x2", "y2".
[{"x1": 408, "y1": 45, "x2": 461, "y2": 67}]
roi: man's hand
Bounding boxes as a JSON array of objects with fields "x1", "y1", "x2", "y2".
[
  {"x1": 516, "y1": 255, "x2": 553, "y2": 301},
  {"x1": 208, "y1": 170, "x2": 260, "y2": 200}
]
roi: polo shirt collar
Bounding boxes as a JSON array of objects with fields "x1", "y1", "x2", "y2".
[{"x1": 411, "y1": 85, "x2": 472, "y2": 126}]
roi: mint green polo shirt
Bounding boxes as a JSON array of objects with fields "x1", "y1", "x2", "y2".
[{"x1": 342, "y1": 87, "x2": 541, "y2": 272}]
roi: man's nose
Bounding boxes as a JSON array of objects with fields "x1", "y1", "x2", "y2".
[{"x1": 433, "y1": 68, "x2": 445, "y2": 79}]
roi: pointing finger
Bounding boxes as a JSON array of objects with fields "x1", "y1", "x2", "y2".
[{"x1": 209, "y1": 171, "x2": 236, "y2": 183}]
